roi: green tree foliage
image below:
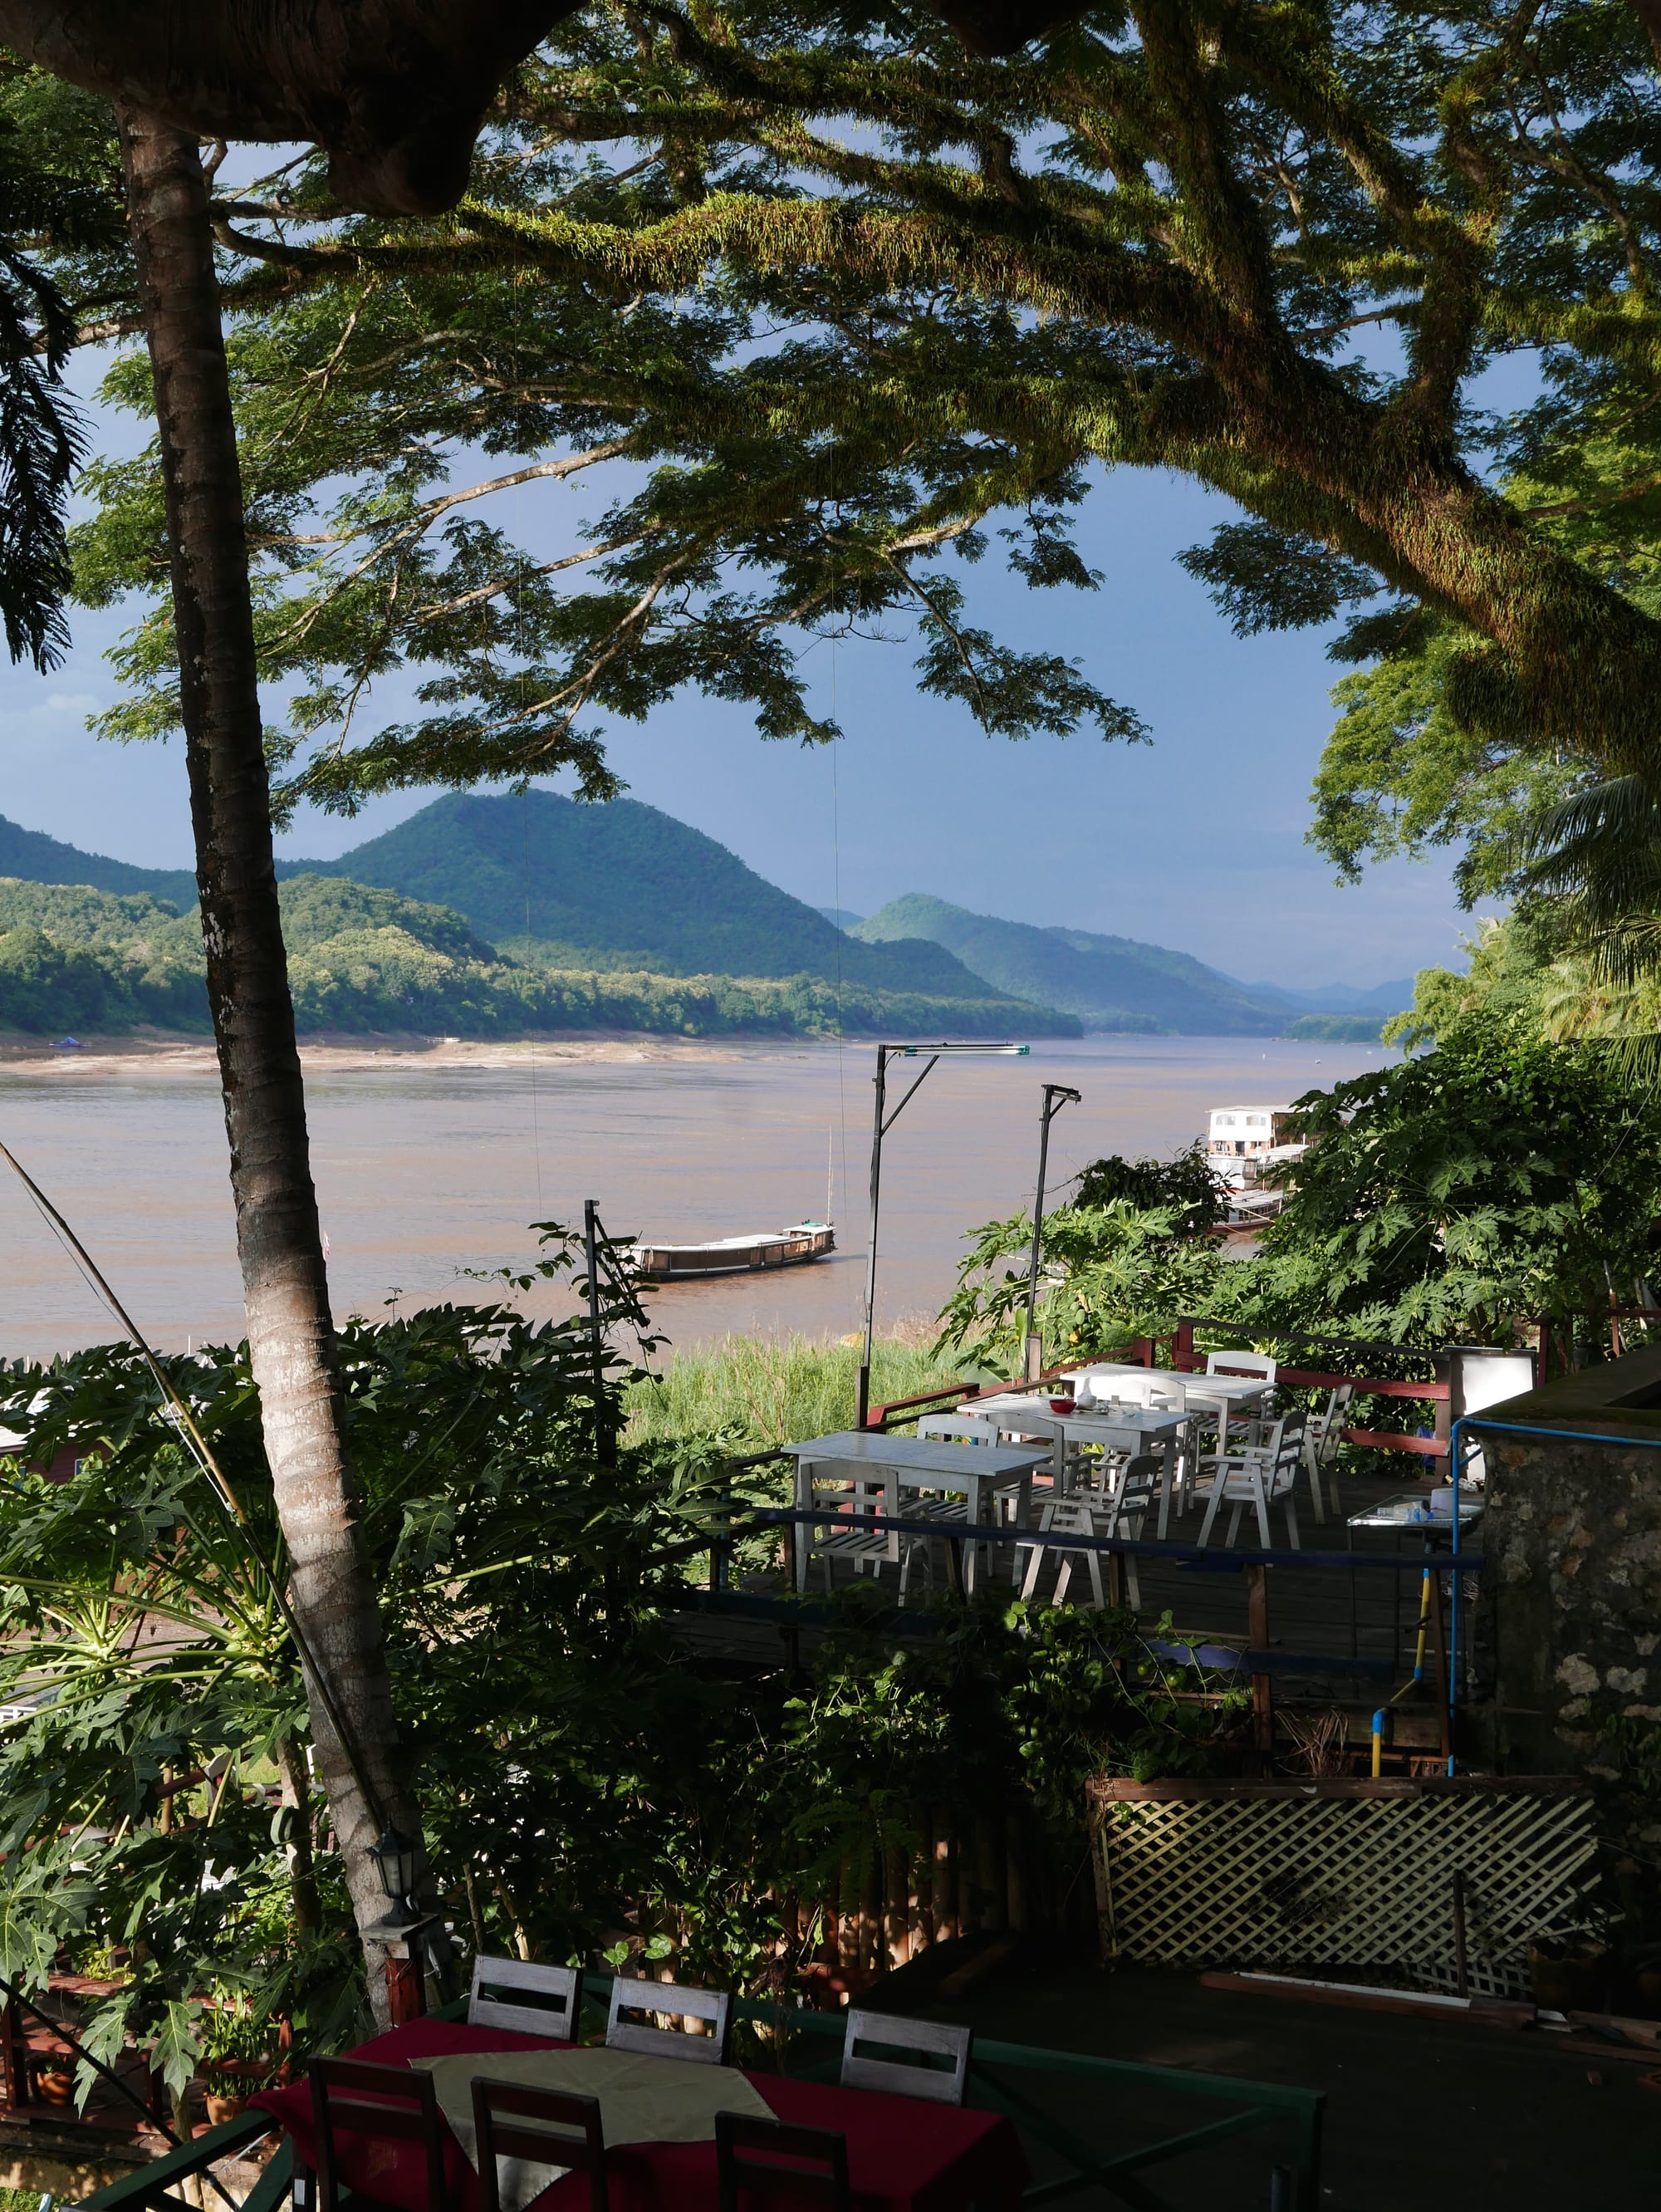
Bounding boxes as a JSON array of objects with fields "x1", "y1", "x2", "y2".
[
  {"x1": 0, "y1": 1285, "x2": 1226, "y2": 2082},
  {"x1": 0, "y1": 61, "x2": 117, "y2": 669},
  {"x1": 14, "y1": 2, "x2": 1661, "y2": 816},
  {"x1": 52, "y1": 57, "x2": 1136, "y2": 812},
  {"x1": 1073, "y1": 1140, "x2": 1221, "y2": 1234},
  {"x1": 1244, "y1": 1020, "x2": 1661, "y2": 1346},
  {"x1": 937, "y1": 1197, "x2": 1227, "y2": 1376},
  {"x1": 943, "y1": 1023, "x2": 1661, "y2": 1361},
  {"x1": 1296, "y1": 2, "x2": 1661, "y2": 901},
  {"x1": 1385, "y1": 913, "x2": 1566, "y2": 1052},
  {"x1": 1309, "y1": 615, "x2": 1590, "y2": 905},
  {"x1": 1242, "y1": 1025, "x2": 1661, "y2": 1344}
]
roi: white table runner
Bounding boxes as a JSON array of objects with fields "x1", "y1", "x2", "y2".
[{"x1": 414, "y1": 2044, "x2": 774, "y2": 2211}]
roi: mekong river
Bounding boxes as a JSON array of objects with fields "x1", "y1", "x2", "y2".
[{"x1": 0, "y1": 1033, "x2": 1389, "y2": 1363}]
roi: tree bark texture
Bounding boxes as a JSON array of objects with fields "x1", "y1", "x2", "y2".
[
  {"x1": 115, "y1": 105, "x2": 419, "y2": 1993},
  {"x1": 1263, "y1": 383, "x2": 1661, "y2": 773},
  {"x1": 1169, "y1": 356, "x2": 1661, "y2": 777},
  {"x1": 0, "y1": 2, "x2": 581, "y2": 213}
]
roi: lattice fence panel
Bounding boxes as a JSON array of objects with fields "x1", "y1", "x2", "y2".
[{"x1": 1094, "y1": 1790, "x2": 1601, "y2": 1997}]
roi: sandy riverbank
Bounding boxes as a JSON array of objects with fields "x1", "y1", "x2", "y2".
[{"x1": 0, "y1": 1029, "x2": 790, "y2": 1076}]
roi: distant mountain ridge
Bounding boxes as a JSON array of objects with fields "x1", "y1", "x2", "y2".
[
  {"x1": 0, "y1": 802, "x2": 1412, "y2": 1034},
  {"x1": 0, "y1": 797, "x2": 1080, "y2": 1038},
  {"x1": 0, "y1": 872, "x2": 1075, "y2": 1041},
  {"x1": 0, "y1": 814, "x2": 197, "y2": 911},
  {"x1": 853, "y1": 895, "x2": 1305, "y2": 1034},
  {"x1": 1227, "y1": 974, "x2": 1416, "y2": 1016},
  {"x1": 282, "y1": 792, "x2": 1031, "y2": 1008}
]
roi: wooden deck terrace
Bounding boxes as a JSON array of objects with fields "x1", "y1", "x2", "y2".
[
  {"x1": 673, "y1": 1456, "x2": 1472, "y2": 1745},
  {"x1": 669, "y1": 1337, "x2": 1479, "y2": 1763}
]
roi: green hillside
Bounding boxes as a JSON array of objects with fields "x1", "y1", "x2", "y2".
[
  {"x1": 287, "y1": 792, "x2": 1007, "y2": 1001},
  {"x1": 0, "y1": 816, "x2": 197, "y2": 910},
  {"x1": 852, "y1": 895, "x2": 1290, "y2": 1034},
  {"x1": 0, "y1": 875, "x2": 1077, "y2": 1042},
  {"x1": 1283, "y1": 1012, "x2": 1389, "y2": 1042}
]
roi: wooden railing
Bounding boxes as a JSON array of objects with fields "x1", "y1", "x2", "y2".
[
  {"x1": 72, "y1": 2111, "x2": 290, "y2": 2212},
  {"x1": 868, "y1": 1325, "x2": 1454, "y2": 1462}
]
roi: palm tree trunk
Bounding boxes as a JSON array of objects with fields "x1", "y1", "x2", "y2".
[{"x1": 115, "y1": 104, "x2": 418, "y2": 1996}]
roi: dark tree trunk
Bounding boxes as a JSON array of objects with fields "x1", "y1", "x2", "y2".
[
  {"x1": 1629, "y1": 0, "x2": 1661, "y2": 76},
  {"x1": 0, "y1": 1, "x2": 577, "y2": 214},
  {"x1": 115, "y1": 105, "x2": 419, "y2": 1999}
]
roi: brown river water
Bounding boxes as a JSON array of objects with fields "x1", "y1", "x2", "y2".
[{"x1": 0, "y1": 1033, "x2": 1389, "y2": 1365}]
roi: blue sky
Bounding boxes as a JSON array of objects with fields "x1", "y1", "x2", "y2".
[{"x1": 0, "y1": 365, "x2": 1487, "y2": 993}]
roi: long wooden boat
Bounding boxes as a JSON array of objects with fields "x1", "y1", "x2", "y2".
[{"x1": 632, "y1": 1222, "x2": 835, "y2": 1280}]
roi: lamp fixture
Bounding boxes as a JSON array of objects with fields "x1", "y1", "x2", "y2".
[
  {"x1": 367, "y1": 1822, "x2": 422, "y2": 1927},
  {"x1": 1024, "y1": 1082, "x2": 1084, "y2": 1381},
  {"x1": 855, "y1": 1041, "x2": 1031, "y2": 1428}
]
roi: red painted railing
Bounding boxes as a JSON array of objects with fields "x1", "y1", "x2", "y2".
[{"x1": 866, "y1": 1323, "x2": 1453, "y2": 1459}]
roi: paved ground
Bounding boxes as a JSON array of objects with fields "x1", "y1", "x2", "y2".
[{"x1": 855, "y1": 1938, "x2": 1658, "y2": 2210}]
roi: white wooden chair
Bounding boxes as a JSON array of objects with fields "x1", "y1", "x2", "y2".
[
  {"x1": 840, "y1": 2009, "x2": 972, "y2": 2105},
  {"x1": 1078, "y1": 1379, "x2": 1194, "y2": 1512},
  {"x1": 1195, "y1": 1411, "x2": 1306, "y2": 1549},
  {"x1": 1016, "y1": 1454, "x2": 1156, "y2": 1610},
  {"x1": 802, "y1": 1469, "x2": 920, "y2": 1598},
  {"x1": 1203, "y1": 1349, "x2": 1278, "y2": 1447},
  {"x1": 1017, "y1": 1490, "x2": 1110, "y2": 1610},
  {"x1": 1105, "y1": 1453, "x2": 1160, "y2": 1605},
  {"x1": 1205, "y1": 1349, "x2": 1278, "y2": 1386},
  {"x1": 915, "y1": 1414, "x2": 999, "y2": 1446},
  {"x1": 1301, "y1": 1384, "x2": 1354, "y2": 1523},
  {"x1": 468, "y1": 1955, "x2": 583, "y2": 2040},
  {"x1": 605, "y1": 1975, "x2": 731, "y2": 2065}
]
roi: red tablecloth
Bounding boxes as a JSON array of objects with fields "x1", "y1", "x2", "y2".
[{"x1": 252, "y1": 2018, "x2": 1027, "y2": 2212}]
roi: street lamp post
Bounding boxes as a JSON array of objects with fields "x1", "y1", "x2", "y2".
[
  {"x1": 1024, "y1": 1082, "x2": 1083, "y2": 1383},
  {"x1": 855, "y1": 1041, "x2": 1029, "y2": 1429}
]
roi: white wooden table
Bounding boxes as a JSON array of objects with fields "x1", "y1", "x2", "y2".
[
  {"x1": 1061, "y1": 1366, "x2": 1275, "y2": 1525},
  {"x1": 969, "y1": 1394, "x2": 1192, "y2": 1536},
  {"x1": 785, "y1": 1430, "x2": 1051, "y2": 1594},
  {"x1": 1066, "y1": 1361, "x2": 1273, "y2": 1428}
]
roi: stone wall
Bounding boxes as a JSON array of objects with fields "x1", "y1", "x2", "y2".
[{"x1": 1476, "y1": 1344, "x2": 1661, "y2": 1844}]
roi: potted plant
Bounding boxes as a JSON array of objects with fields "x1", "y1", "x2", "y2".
[
  {"x1": 198, "y1": 2004, "x2": 276, "y2": 2125},
  {"x1": 32, "y1": 2053, "x2": 75, "y2": 2107}
]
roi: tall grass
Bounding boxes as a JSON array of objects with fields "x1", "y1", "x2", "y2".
[{"x1": 624, "y1": 1329, "x2": 963, "y2": 1450}]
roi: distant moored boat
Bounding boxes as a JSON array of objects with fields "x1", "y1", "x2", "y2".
[{"x1": 632, "y1": 1222, "x2": 835, "y2": 1281}]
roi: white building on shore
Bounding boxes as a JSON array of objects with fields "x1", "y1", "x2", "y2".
[{"x1": 1206, "y1": 1106, "x2": 1308, "y2": 1190}]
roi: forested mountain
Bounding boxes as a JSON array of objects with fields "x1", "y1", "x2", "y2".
[
  {"x1": 0, "y1": 796, "x2": 1010, "y2": 1003},
  {"x1": 0, "y1": 815, "x2": 197, "y2": 910},
  {"x1": 287, "y1": 792, "x2": 998, "y2": 999},
  {"x1": 0, "y1": 802, "x2": 1403, "y2": 1035},
  {"x1": 853, "y1": 895, "x2": 1302, "y2": 1033},
  {"x1": 0, "y1": 874, "x2": 1076, "y2": 1041}
]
